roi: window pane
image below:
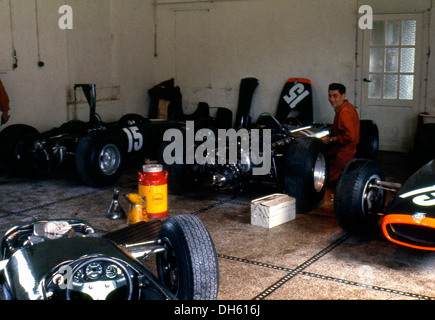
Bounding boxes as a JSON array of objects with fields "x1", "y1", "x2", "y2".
[
  {"x1": 384, "y1": 74, "x2": 398, "y2": 99},
  {"x1": 399, "y1": 75, "x2": 414, "y2": 100},
  {"x1": 386, "y1": 20, "x2": 400, "y2": 45},
  {"x1": 402, "y1": 20, "x2": 416, "y2": 45},
  {"x1": 400, "y1": 48, "x2": 415, "y2": 73},
  {"x1": 368, "y1": 74, "x2": 382, "y2": 99},
  {"x1": 371, "y1": 21, "x2": 385, "y2": 46},
  {"x1": 370, "y1": 48, "x2": 383, "y2": 72},
  {"x1": 385, "y1": 48, "x2": 399, "y2": 72}
]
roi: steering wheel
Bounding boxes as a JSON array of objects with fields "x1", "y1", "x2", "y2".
[
  {"x1": 281, "y1": 117, "x2": 303, "y2": 127},
  {"x1": 65, "y1": 257, "x2": 134, "y2": 300}
]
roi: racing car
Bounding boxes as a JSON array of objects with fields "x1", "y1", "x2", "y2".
[
  {"x1": 334, "y1": 158, "x2": 435, "y2": 251},
  {"x1": 160, "y1": 78, "x2": 378, "y2": 213},
  {"x1": 0, "y1": 214, "x2": 219, "y2": 300},
  {"x1": 0, "y1": 84, "x2": 186, "y2": 187}
]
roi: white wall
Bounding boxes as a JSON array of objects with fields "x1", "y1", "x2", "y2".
[
  {"x1": 0, "y1": 0, "x2": 433, "y2": 134},
  {"x1": 154, "y1": 0, "x2": 358, "y2": 124},
  {"x1": 0, "y1": 0, "x2": 156, "y2": 132}
]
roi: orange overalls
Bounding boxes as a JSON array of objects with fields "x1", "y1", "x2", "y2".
[
  {"x1": 0, "y1": 80, "x2": 10, "y2": 113},
  {"x1": 328, "y1": 100, "x2": 360, "y2": 182}
]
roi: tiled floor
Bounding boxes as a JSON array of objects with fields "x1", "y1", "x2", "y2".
[{"x1": 0, "y1": 151, "x2": 434, "y2": 300}]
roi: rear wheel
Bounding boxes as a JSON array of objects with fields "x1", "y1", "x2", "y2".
[
  {"x1": 158, "y1": 140, "x2": 200, "y2": 193},
  {"x1": 156, "y1": 214, "x2": 219, "y2": 300},
  {"x1": 334, "y1": 159, "x2": 385, "y2": 235},
  {"x1": 75, "y1": 131, "x2": 125, "y2": 187},
  {"x1": 356, "y1": 120, "x2": 379, "y2": 160},
  {"x1": 283, "y1": 137, "x2": 329, "y2": 212},
  {"x1": 0, "y1": 124, "x2": 39, "y2": 174}
]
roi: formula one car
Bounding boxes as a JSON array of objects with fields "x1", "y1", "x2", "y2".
[
  {"x1": 160, "y1": 78, "x2": 378, "y2": 212},
  {"x1": 0, "y1": 84, "x2": 186, "y2": 187},
  {"x1": 334, "y1": 158, "x2": 435, "y2": 251},
  {"x1": 0, "y1": 215, "x2": 219, "y2": 300}
]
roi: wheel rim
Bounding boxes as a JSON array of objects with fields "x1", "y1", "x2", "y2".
[
  {"x1": 362, "y1": 174, "x2": 384, "y2": 216},
  {"x1": 313, "y1": 153, "x2": 327, "y2": 193},
  {"x1": 99, "y1": 144, "x2": 121, "y2": 175},
  {"x1": 158, "y1": 238, "x2": 180, "y2": 295}
]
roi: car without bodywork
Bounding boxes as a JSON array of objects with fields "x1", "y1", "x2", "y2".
[
  {"x1": 0, "y1": 214, "x2": 219, "y2": 300},
  {"x1": 160, "y1": 78, "x2": 379, "y2": 212},
  {"x1": 0, "y1": 84, "x2": 183, "y2": 187}
]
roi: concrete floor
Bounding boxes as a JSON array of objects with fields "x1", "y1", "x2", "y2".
[{"x1": 0, "y1": 151, "x2": 434, "y2": 300}]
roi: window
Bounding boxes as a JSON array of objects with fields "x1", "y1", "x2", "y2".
[{"x1": 368, "y1": 19, "x2": 417, "y2": 100}]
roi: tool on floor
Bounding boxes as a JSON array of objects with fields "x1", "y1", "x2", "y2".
[
  {"x1": 106, "y1": 189, "x2": 126, "y2": 220},
  {"x1": 124, "y1": 193, "x2": 148, "y2": 224},
  {"x1": 138, "y1": 164, "x2": 168, "y2": 218}
]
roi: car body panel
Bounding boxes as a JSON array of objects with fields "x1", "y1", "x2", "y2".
[{"x1": 381, "y1": 160, "x2": 435, "y2": 250}]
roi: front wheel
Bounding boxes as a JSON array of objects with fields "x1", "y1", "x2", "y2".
[
  {"x1": 156, "y1": 214, "x2": 219, "y2": 300},
  {"x1": 283, "y1": 137, "x2": 329, "y2": 212},
  {"x1": 75, "y1": 131, "x2": 125, "y2": 187},
  {"x1": 334, "y1": 159, "x2": 385, "y2": 235}
]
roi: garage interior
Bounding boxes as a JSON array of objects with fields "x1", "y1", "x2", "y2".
[
  {"x1": 0, "y1": 151, "x2": 434, "y2": 300},
  {"x1": 1, "y1": 0, "x2": 435, "y2": 301}
]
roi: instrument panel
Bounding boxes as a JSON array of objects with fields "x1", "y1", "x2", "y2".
[{"x1": 72, "y1": 261, "x2": 123, "y2": 283}]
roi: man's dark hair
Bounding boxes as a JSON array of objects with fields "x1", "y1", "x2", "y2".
[{"x1": 329, "y1": 83, "x2": 346, "y2": 95}]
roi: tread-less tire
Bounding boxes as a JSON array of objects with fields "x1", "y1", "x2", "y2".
[
  {"x1": 283, "y1": 137, "x2": 329, "y2": 212},
  {"x1": 156, "y1": 214, "x2": 219, "y2": 300},
  {"x1": 356, "y1": 120, "x2": 379, "y2": 160},
  {"x1": 334, "y1": 159, "x2": 385, "y2": 235},
  {"x1": 75, "y1": 131, "x2": 125, "y2": 187},
  {"x1": 0, "y1": 124, "x2": 39, "y2": 174}
]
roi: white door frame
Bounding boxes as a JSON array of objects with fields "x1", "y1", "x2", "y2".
[{"x1": 356, "y1": 12, "x2": 430, "y2": 152}]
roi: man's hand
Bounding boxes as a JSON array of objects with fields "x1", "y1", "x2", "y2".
[
  {"x1": 1, "y1": 111, "x2": 10, "y2": 125},
  {"x1": 321, "y1": 136, "x2": 330, "y2": 144}
]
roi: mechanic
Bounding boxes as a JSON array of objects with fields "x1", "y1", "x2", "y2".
[
  {"x1": 0, "y1": 79, "x2": 10, "y2": 125},
  {"x1": 322, "y1": 83, "x2": 360, "y2": 183}
]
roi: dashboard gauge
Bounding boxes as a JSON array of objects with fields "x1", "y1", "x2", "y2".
[
  {"x1": 73, "y1": 269, "x2": 84, "y2": 283},
  {"x1": 105, "y1": 264, "x2": 119, "y2": 279},
  {"x1": 85, "y1": 262, "x2": 103, "y2": 280}
]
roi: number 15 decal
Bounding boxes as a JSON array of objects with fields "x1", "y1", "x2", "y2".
[
  {"x1": 123, "y1": 127, "x2": 143, "y2": 153},
  {"x1": 283, "y1": 83, "x2": 310, "y2": 109}
]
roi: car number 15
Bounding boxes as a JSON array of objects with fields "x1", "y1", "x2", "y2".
[{"x1": 123, "y1": 126, "x2": 144, "y2": 153}]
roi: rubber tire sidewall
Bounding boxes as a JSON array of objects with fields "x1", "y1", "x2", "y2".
[
  {"x1": 158, "y1": 140, "x2": 200, "y2": 194},
  {"x1": 0, "y1": 124, "x2": 39, "y2": 174},
  {"x1": 156, "y1": 214, "x2": 219, "y2": 300},
  {"x1": 356, "y1": 120, "x2": 379, "y2": 160},
  {"x1": 75, "y1": 131, "x2": 125, "y2": 187},
  {"x1": 334, "y1": 159, "x2": 385, "y2": 235},
  {"x1": 283, "y1": 137, "x2": 329, "y2": 213}
]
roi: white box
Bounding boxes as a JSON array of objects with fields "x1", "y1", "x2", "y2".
[{"x1": 250, "y1": 193, "x2": 296, "y2": 229}]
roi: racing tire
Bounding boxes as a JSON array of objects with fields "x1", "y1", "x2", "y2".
[
  {"x1": 75, "y1": 131, "x2": 125, "y2": 187},
  {"x1": 118, "y1": 113, "x2": 147, "y2": 126},
  {"x1": 158, "y1": 140, "x2": 200, "y2": 194},
  {"x1": 334, "y1": 159, "x2": 385, "y2": 235},
  {"x1": 356, "y1": 120, "x2": 379, "y2": 160},
  {"x1": 411, "y1": 123, "x2": 435, "y2": 170},
  {"x1": 156, "y1": 214, "x2": 219, "y2": 300},
  {"x1": 283, "y1": 137, "x2": 329, "y2": 212},
  {"x1": 0, "y1": 124, "x2": 39, "y2": 174}
]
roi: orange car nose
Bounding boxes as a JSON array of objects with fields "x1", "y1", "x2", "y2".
[{"x1": 381, "y1": 214, "x2": 435, "y2": 251}]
